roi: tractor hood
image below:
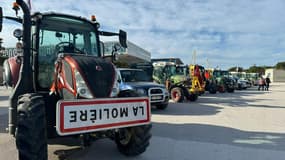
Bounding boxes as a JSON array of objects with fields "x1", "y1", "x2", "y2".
[
  {"x1": 170, "y1": 75, "x2": 188, "y2": 83},
  {"x1": 66, "y1": 54, "x2": 116, "y2": 98}
]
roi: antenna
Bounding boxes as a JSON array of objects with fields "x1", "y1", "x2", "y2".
[
  {"x1": 192, "y1": 50, "x2": 196, "y2": 65},
  {"x1": 206, "y1": 58, "x2": 210, "y2": 69}
]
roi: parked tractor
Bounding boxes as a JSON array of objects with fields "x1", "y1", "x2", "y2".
[
  {"x1": 0, "y1": 1, "x2": 151, "y2": 160},
  {"x1": 212, "y1": 70, "x2": 235, "y2": 93},
  {"x1": 204, "y1": 69, "x2": 218, "y2": 94},
  {"x1": 188, "y1": 64, "x2": 205, "y2": 95},
  {"x1": 152, "y1": 61, "x2": 199, "y2": 102}
]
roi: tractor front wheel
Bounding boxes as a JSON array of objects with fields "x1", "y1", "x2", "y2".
[
  {"x1": 16, "y1": 93, "x2": 47, "y2": 160},
  {"x1": 115, "y1": 90, "x2": 152, "y2": 156},
  {"x1": 188, "y1": 94, "x2": 198, "y2": 102},
  {"x1": 115, "y1": 125, "x2": 152, "y2": 156},
  {"x1": 170, "y1": 87, "x2": 184, "y2": 103}
]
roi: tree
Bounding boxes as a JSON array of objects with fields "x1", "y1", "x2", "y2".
[
  {"x1": 247, "y1": 66, "x2": 265, "y2": 73},
  {"x1": 275, "y1": 61, "x2": 285, "y2": 70},
  {"x1": 228, "y1": 67, "x2": 243, "y2": 72}
]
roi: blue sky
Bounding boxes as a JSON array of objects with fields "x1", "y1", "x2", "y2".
[{"x1": 1, "y1": 0, "x2": 285, "y2": 69}]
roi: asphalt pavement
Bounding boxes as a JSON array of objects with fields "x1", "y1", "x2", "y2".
[{"x1": 0, "y1": 83, "x2": 285, "y2": 160}]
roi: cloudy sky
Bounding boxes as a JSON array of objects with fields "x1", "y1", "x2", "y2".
[{"x1": 1, "y1": 0, "x2": 285, "y2": 69}]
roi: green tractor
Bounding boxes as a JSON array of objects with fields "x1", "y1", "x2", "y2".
[
  {"x1": 212, "y1": 70, "x2": 235, "y2": 93},
  {"x1": 152, "y1": 61, "x2": 198, "y2": 103}
]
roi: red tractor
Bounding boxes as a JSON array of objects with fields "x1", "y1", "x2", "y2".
[{"x1": 0, "y1": 1, "x2": 151, "y2": 160}]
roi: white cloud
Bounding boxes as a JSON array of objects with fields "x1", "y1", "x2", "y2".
[{"x1": 0, "y1": 0, "x2": 285, "y2": 69}]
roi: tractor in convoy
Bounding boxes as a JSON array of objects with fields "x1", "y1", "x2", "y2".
[
  {"x1": 212, "y1": 69, "x2": 235, "y2": 93},
  {"x1": 0, "y1": 1, "x2": 151, "y2": 160},
  {"x1": 203, "y1": 69, "x2": 218, "y2": 94},
  {"x1": 152, "y1": 59, "x2": 200, "y2": 103},
  {"x1": 188, "y1": 64, "x2": 206, "y2": 95}
]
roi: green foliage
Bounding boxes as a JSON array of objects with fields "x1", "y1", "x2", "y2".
[
  {"x1": 228, "y1": 67, "x2": 243, "y2": 72},
  {"x1": 275, "y1": 61, "x2": 285, "y2": 70},
  {"x1": 247, "y1": 66, "x2": 265, "y2": 73}
]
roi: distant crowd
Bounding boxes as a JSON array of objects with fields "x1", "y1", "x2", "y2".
[{"x1": 258, "y1": 77, "x2": 271, "y2": 91}]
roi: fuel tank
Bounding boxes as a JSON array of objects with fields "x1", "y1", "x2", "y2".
[{"x1": 2, "y1": 56, "x2": 21, "y2": 87}]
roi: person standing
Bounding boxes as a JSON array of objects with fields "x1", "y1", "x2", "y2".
[
  {"x1": 258, "y1": 77, "x2": 265, "y2": 91},
  {"x1": 265, "y1": 77, "x2": 271, "y2": 91}
]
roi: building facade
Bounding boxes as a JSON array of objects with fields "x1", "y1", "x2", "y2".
[{"x1": 265, "y1": 69, "x2": 285, "y2": 82}]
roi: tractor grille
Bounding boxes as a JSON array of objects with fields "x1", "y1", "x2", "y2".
[{"x1": 70, "y1": 55, "x2": 115, "y2": 98}]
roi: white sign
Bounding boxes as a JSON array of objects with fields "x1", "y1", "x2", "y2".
[{"x1": 56, "y1": 97, "x2": 150, "y2": 136}]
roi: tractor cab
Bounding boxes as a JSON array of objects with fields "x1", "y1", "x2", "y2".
[{"x1": 35, "y1": 13, "x2": 101, "y2": 89}]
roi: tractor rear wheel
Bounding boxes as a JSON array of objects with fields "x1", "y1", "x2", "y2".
[
  {"x1": 209, "y1": 84, "x2": 217, "y2": 94},
  {"x1": 227, "y1": 88, "x2": 235, "y2": 93},
  {"x1": 16, "y1": 93, "x2": 47, "y2": 160},
  {"x1": 116, "y1": 90, "x2": 151, "y2": 156},
  {"x1": 218, "y1": 86, "x2": 226, "y2": 93},
  {"x1": 170, "y1": 87, "x2": 184, "y2": 103}
]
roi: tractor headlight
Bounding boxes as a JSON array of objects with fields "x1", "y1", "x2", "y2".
[
  {"x1": 110, "y1": 73, "x2": 120, "y2": 97},
  {"x1": 74, "y1": 69, "x2": 93, "y2": 98}
]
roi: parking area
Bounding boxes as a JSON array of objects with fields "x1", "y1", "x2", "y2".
[{"x1": 1, "y1": 83, "x2": 285, "y2": 160}]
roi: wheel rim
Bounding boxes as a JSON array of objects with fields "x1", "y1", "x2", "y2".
[
  {"x1": 172, "y1": 91, "x2": 180, "y2": 101},
  {"x1": 119, "y1": 129, "x2": 132, "y2": 145}
]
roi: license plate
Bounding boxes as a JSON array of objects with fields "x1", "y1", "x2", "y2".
[
  {"x1": 151, "y1": 95, "x2": 163, "y2": 100},
  {"x1": 56, "y1": 97, "x2": 150, "y2": 136}
]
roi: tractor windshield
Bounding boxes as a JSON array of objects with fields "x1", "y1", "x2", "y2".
[
  {"x1": 37, "y1": 15, "x2": 99, "y2": 88},
  {"x1": 39, "y1": 15, "x2": 98, "y2": 57}
]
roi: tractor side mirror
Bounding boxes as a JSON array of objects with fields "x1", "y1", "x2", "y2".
[
  {"x1": 119, "y1": 30, "x2": 127, "y2": 48},
  {"x1": 0, "y1": 7, "x2": 3, "y2": 32},
  {"x1": 113, "y1": 52, "x2": 119, "y2": 61},
  {"x1": 112, "y1": 43, "x2": 121, "y2": 62},
  {"x1": 113, "y1": 43, "x2": 121, "y2": 51}
]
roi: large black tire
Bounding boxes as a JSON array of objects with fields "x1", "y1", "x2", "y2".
[
  {"x1": 156, "y1": 104, "x2": 168, "y2": 110},
  {"x1": 227, "y1": 88, "x2": 235, "y2": 93},
  {"x1": 208, "y1": 84, "x2": 217, "y2": 94},
  {"x1": 115, "y1": 125, "x2": 152, "y2": 156},
  {"x1": 218, "y1": 85, "x2": 226, "y2": 93},
  {"x1": 16, "y1": 93, "x2": 47, "y2": 160},
  {"x1": 115, "y1": 90, "x2": 152, "y2": 156},
  {"x1": 170, "y1": 87, "x2": 184, "y2": 103},
  {"x1": 188, "y1": 94, "x2": 198, "y2": 102}
]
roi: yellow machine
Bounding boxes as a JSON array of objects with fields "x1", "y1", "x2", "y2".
[{"x1": 189, "y1": 64, "x2": 205, "y2": 95}]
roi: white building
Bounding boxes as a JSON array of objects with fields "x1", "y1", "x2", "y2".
[
  {"x1": 103, "y1": 41, "x2": 151, "y2": 64},
  {"x1": 265, "y1": 69, "x2": 285, "y2": 82}
]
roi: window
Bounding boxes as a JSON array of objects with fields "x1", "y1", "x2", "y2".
[{"x1": 37, "y1": 15, "x2": 99, "y2": 88}]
